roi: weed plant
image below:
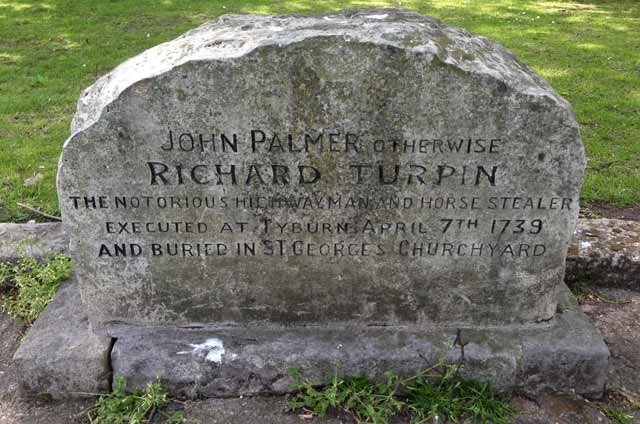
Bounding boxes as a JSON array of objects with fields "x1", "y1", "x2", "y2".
[
  {"x1": 89, "y1": 377, "x2": 183, "y2": 424},
  {"x1": 0, "y1": 251, "x2": 71, "y2": 323},
  {"x1": 289, "y1": 363, "x2": 515, "y2": 424},
  {"x1": 603, "y1": 407, "x2": 635, "y2": 424}
]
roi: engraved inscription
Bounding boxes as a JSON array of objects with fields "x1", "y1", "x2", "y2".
[{"x1": 65, "y1": 128, "x2": 572, "y2": 260}]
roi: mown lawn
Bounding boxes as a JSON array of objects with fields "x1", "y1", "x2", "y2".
[{"x1": 1, "y1": 0, "x2": 638, "y2": 222}]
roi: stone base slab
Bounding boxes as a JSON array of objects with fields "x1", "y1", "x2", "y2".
[
  {"x1": 111, "y1": 284, "x2": 608, "y2": 399},
  {"x1": 13, "y1": 275, "x2": 608, "y2": 399},
  {"x1": 13, "y1": 275, "x2": 112, "y2": 399}
]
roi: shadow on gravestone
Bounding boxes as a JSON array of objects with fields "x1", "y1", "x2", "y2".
[{"x1": 45, "y1": 8, "x2": 609, "y2": 399}]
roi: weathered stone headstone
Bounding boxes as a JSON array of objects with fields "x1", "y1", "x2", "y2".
[{"x1": 56, "y1": 9, "x2": 608, "y2": 397}]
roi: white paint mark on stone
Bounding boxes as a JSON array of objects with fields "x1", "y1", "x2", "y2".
[
  {"x1": 366, "y1": 14, "x2": 388, "y2": 20},
  {"x1": 579, "y1": 241, "x2": 592, "y2": 252},
  {"x1": 612, "y1": 254, "x2": 623, "y2": 267},
  {"x1": 176, "y1": 338, "x2": 225, "y2": 363}
]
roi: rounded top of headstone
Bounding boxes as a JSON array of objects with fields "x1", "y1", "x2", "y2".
[{"x1": 71, "y1": 8, "x2": 567, "y2": 133}]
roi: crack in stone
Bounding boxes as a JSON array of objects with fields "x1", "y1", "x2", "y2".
[
  {"x1": 106, "y1": 337, "x2": 117, "y2": 392},
  {"x1": 454, "y1": 328, "x2": 468, "y2": 363}
]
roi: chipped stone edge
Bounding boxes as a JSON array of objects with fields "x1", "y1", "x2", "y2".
[{"x1": 12, "y1": 275, "x2": 113, "y2": 399}]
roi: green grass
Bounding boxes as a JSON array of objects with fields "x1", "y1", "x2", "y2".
[
  {"x1": 88, "y1": 376, "x2": 184, "y2": 424},
  {"x1": 603, "y1": 407, "x2": 635, "y2": 424},
  {"x1": 288, "y1": 364, "x2": 515, "y2": 423},
  {"x1": 1, "y1": 0, "x2": 639, "y2": 221},
  {"x1": 0, "y1": 249, "x2": 71, "y2": 323}
]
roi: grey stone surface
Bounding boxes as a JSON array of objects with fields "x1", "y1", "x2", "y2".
[
  {"x1": 111, "y1": 283, "x2": 607, "y2": 399},
  {"x1": 58, "y1": 9, "x2": 585, "y2": 332},
  {"x1": 567, "y1": 218, "x2": 640, "y2": 289},
  {"x1": 0, "y1": 223, "x2": 68, "y2": 263},
  {"x1": 12, "y1": 275, "x2": 112, "y2": 399}
]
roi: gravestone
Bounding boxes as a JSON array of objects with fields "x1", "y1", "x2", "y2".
[{"x1": 56, "y1": 9, "x2": 608, "y2": 397}]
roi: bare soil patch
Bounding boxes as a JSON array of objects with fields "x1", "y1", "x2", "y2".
[{"x1": 582, "y1": 203, "x2": 640, "y2": 222}]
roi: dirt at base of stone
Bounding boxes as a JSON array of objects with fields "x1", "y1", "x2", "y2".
[
  {"x1": 2, "y1": 289, "x2": 640, "y2": 423},
  {"x1": 582, "y1": 288, "x2": 640, "y2": 399},
  {"x1": 581, "y1": 203, "x2": 640, "y2": 222}
]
